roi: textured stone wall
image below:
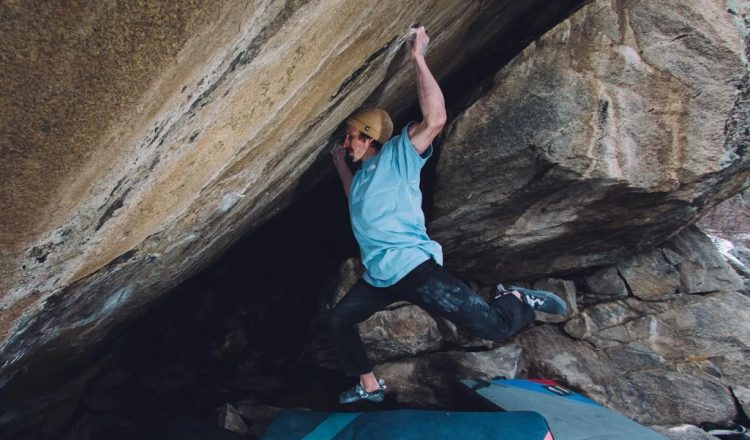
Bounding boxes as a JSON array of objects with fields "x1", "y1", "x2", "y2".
[
  {"x1": 0, "y1": 0, "x2": 585, "y2": 415},
  {"x1": 431, "y1": 0, "x2": 750, "y2": 281},
  {"x1": 2, "y1": 1, "x2": 750, "y2": 437}
]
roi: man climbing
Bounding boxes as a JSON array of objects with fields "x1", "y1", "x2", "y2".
[{"x1": 329, "y1": 27, "x2": 566, "y2": 404}]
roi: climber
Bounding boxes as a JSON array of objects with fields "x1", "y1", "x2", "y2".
[{"x1": 328, "y1": 26, "x2": 567, "y2": 404}]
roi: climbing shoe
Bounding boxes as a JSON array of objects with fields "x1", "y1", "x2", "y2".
[
  {"x1": 511, "y1": 286, "x2": 567, "y2": 315},
  {"x1": 339, "y1": 378, "x2": 386, "y2": 404}
]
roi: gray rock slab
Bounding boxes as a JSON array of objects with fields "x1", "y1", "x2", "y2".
[
  {"x1": 662, "y1": 227, "x2": 744, "y2": 293},
  {"x1": 430, "y1": 0, "x2": 750, "y2": 283},
  {"x1": 617, "y1": 249, "x2": 682, "y2": 300},
  {"x1": 585, "y1": 266, "x2": 629, "y2": 298},
  {"x1": 518, "y1": 323, "x2": 738, "y2": 426}
]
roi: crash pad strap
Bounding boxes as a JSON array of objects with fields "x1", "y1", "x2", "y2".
[{"x1": 302, "y1": 412, "x2": 360, "y2": 440}]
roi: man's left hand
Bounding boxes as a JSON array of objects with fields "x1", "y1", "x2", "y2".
[{"x1": 409, "y1": 26, "x2": 429, "y2": 59}]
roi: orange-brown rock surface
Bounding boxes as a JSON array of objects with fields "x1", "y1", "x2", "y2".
[{"x1": 0, "y1": 0, "x2": 583, "y2": 401}]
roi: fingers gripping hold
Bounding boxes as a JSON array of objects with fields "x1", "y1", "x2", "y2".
[{"x1": 408, "y1": 26, "x2": 429, "y2": 57}]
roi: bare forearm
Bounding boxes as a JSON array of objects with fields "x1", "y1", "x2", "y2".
[
  {"x1": 407, "y1": 27, "x2": 447, "y2": 152},
  {"x1": 413, "y1": 55, "x2": 446, "y2": 129}
]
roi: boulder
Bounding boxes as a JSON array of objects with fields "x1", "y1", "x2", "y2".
[
  {"x1": 359, "y1": 304, "x2": 445, "y2": 363},
  {"x1": 585, "y1": 266, "x2": 629, "y2": 298},
  {"x1": 521, "y1": 325, "x2": 736, "y2": 426},
  {"x1": 563, "y1": 312, "x2": 595, "y2": 340},
  {"x1": 661, "y1": 226, "x2": 745, "y2": 293},
  {"x1": 617, "y1": 226, "x2": 744, "y2": 299},
  {"x1": 0, "y1": 0, "x2": 588, "y2": 408},
  {"x1": 609, "y1": 369, "x2": 734, "y2": 427},
  {"x1": 375, "y1": 343, "x2": 523, "y2": 407},
  {"x1": 2, "y1": 0, "x2": 749, "y2": 435},
  {"x1": 430, "y1": 0, "x2": 750, "y2": 282},
  {"x1": 563, "y1": 300, "x2": 641, "y2": 342},
  {"x1": 314, "y1": 258, "x2": 446, "y2": 364},
  {"x1": 617, "y1": 249, "x2": 682, "y2": 300},
  {"x1": 699, "y1": 187, "x2": 750, "y2": 286},
  {"x1": 521, "y1": 290, "x2": 750, "y2": 426}
]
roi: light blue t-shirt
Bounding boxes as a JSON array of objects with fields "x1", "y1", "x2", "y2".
[{"x1": 349, "y1": 124, "x2": 443, "y2": 287}]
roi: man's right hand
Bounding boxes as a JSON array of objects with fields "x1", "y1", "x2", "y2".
[
  {"x1": 330, "y1": 144, "x2": 345, "y2": 163},
  {"x1": 331, "y1": 143, "x2": 353, "y2": 198}
]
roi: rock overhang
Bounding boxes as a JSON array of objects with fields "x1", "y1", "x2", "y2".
[
  {"x1": 0, "y1": 0, "x2": 588, "y2": 414},
  {"x1": 430, "y1": 0, "x2": 750, "y2": 281}
]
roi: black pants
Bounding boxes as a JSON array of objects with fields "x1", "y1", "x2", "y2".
[{"x1": 328, "y1": 259, "x2": 535, "y2": 377}]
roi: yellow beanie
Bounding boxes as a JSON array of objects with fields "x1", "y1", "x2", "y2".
[{"x1": 346, "y1": 108, "x2": 393, "y2": 144}]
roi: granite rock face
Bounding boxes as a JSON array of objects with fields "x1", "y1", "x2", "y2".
[
  {"x1": 520, "y1": 323, "x2": 738, "y2": 427},
  {"x1": 585, "y1": 266, "x2": 629, "y2": 298},
  {"x1": 358, "y1": 304, "x2": 445, "y2": 363},
  {"x1": 617, "y1": 226, "x2": 744, "y2": 300},
  {"x1": 430, "y1": 0, "x2": 750, "y2": 282},
  {"x1": 699, "y1": 186, "x2": 750, "y2": 249},
  {"x1": 549, "y1": 291, "x2": 750, "y2": 426},
  {"x1": 2, "y1": 0, "x2": 750, "y2": 436},
  {"x1": 0, "y1": 0, "x2": 584, "y2": 404},
  {"x1": 315, "y1": 220, "x2": 749, "y2": 427},
  {"x1": 320, "y1": 0, "x2": 750, "y2": 431}
]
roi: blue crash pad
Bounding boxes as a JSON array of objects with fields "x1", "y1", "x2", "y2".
[
  {"x1": 261, "y1": 409, "x2": 553, "y2": 440},
  {"x1": 460, "y1": 379, "x2": 667, "y2": 440}
]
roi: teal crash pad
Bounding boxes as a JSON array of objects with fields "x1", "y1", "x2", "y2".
[{"x1": 261, "y1": 409, "x2": 553, "y2": 440}]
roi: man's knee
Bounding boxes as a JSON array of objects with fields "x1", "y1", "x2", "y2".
[
  {"x1": 328, "y1": 305, "x2": 352, "y2": 333},
  {"x1": 328, "y1": 310, "x2": 342, "y2": 333}
]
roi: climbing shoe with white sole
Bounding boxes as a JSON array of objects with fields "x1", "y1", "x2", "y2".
[{"x1": 338, "y1": 378, "x2": 386, "y2": 404}]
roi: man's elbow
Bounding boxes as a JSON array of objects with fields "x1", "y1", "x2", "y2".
[{"x1": 426, "y1": 113, "x2": 447, "y2": 132}]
